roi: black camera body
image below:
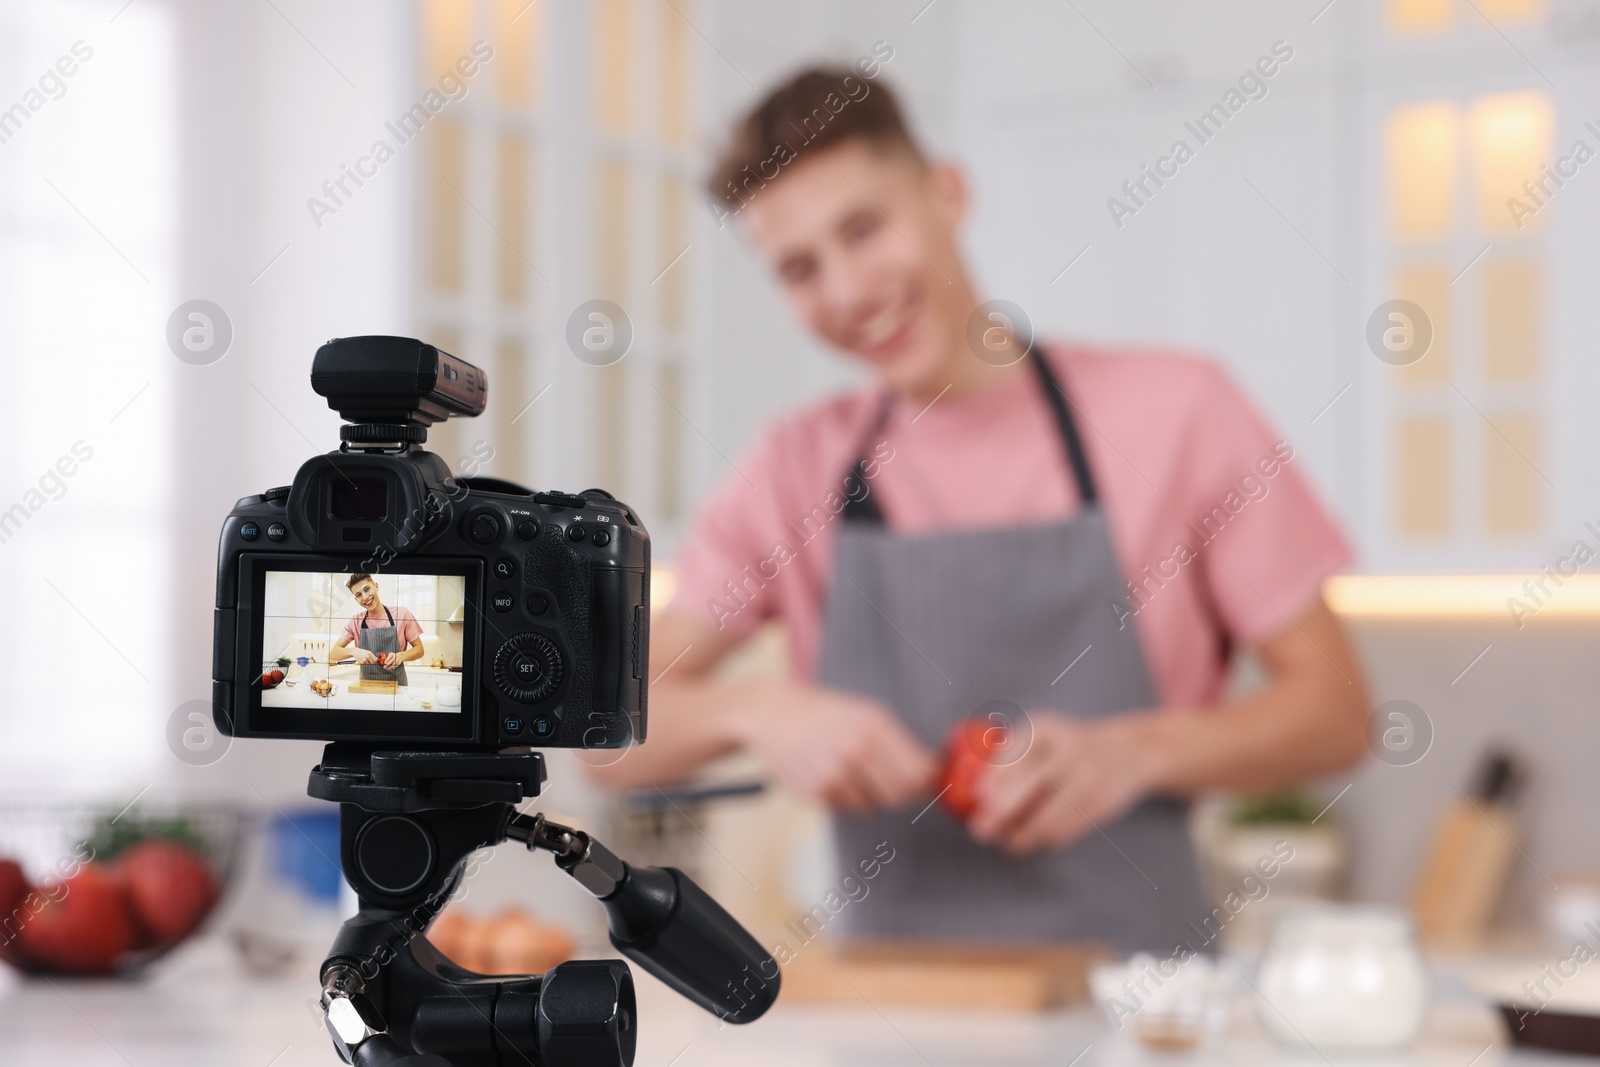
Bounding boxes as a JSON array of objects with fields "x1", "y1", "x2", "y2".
[{"x1": 212, "y1": 336, "x2": 649, "y2": 750}]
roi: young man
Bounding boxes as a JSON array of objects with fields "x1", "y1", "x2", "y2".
[
  {"x1": 329, "y1": 573, "x2": 425, "y2": 686},
  {"x1": 588, "y1": 68, "x2": 1367, "y2": 951}
]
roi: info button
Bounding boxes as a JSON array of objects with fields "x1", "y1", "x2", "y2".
[{"x1": 491, "y1": 591, "x2": 515, "y2": 613}]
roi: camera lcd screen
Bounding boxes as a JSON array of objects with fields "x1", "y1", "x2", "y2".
[
  {"x1": 259, "y1": 568, "x2": 466, "y2": 714},
  {"x1": 330, "y1": 477, "x2": 388, "y2": 521}
]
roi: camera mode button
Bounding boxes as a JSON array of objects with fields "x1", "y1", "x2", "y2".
[{"x1": 491, "y1": 591, "x2": 515, "y2": 613}]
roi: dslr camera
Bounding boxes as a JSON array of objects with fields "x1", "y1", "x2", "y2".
[
  {"x1": 207, "y1": 338, "x2": 776, "y2": 1067},
  {"x1": 212, "y1": 334, "x2": 649, "y2": 750}
]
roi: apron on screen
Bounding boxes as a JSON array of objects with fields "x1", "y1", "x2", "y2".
[
  {"x1": 357, "y1": 605, "x2": 409, "y2": 687},
  {"x1": 815, "y1": 349, "x2": 1209, "y2": 953}
]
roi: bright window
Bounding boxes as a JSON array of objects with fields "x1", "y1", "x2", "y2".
[
  {"x1": 1382, "y1": 89, "x2": 1551, "y2": 551},
  {"x1": 414, "y1": 0, "x2": 699, "y2": 526}
]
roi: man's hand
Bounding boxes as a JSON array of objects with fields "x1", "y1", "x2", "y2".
[
  {"x1": 350, "y1": 648, "x2": 379, "y2": 665},
  {"x1": 967, "y1": 711, "x2": 1160, "y2": 857},
  {"x1": 735, "y1": 684, "x2": 939, "y2": 813}
]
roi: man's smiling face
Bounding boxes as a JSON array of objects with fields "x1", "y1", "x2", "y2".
[
  {"x1": 351, "y1": 580, "x2": 379, "y2": 611},
  {"x1": 739, "y1": 140, "x2": 971, "y2": 397}
]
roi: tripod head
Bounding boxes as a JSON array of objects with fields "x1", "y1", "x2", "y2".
[{"x1": 309, "y1": 745, "x2": 780, "y2": 1067}]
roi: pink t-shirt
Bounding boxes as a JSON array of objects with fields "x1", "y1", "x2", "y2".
[
  {"x1": 340, "y1": 605, "x2": 423, "y2": 650},
  {"x1": 666, "y1": 342, "x2": 1352, "y2": 709}
]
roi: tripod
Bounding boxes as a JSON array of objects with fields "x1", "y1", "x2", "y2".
[{"x1": 307, "y1": 744, "x2": 780, "y2": 1067}]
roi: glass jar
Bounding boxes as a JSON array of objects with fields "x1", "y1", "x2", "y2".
[{"x1": 1255, "y1": 906, "x2": 1430, "y2": 1052}]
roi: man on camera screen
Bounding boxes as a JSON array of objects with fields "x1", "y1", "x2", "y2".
[{"x1": 330, "y1": 572, "x2": 425, "y2": 685}]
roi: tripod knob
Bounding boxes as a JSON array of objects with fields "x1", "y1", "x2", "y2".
[{"x1": 537, "y1": 960, "x2": 638, "y2": 1066}]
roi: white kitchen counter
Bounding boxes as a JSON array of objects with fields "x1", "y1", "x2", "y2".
[
  {"x1": 0, "y1": 936, "x2": 1562, "y2": 1066},
  {"x1": 260, "y1": 666, "x2": 463, "y2": 713}
]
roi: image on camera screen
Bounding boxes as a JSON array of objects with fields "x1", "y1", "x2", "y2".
[{"x1": 260, "y1": 569, "x2": 466, "y2": 713}]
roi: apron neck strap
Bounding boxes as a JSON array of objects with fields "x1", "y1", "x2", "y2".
[
  {"x1": 361, "y1": 605, "x2": 395, "y2": 630},
  {"x1": 841, "y1": 345, "x2": 1097, "y2": 524},
  {"x1": 1028, "y1": 346, "x2": 1099, "y2": 506},
  {"x1": 840, "y1": 393, "x2": 895, "y2": 523}
]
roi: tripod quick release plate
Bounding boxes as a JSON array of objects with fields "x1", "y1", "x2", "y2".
[{"x1": 308, "y1": 746, "x2": 546, "y2": 813}]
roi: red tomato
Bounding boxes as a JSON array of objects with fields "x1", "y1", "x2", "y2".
[
  {"x1": 113, "y1": 840, "x2": 219, "y2": 945},
  {"x1": 937, "y1": 718, "x2": 1010, "y2": 822},
  {"x1": 269, "y1": 669, "x2": 285, "y2": 685},
  {"x1": 16, "y1": 865, "x2": 136, "y2": 975}
]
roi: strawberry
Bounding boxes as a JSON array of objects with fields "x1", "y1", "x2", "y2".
[
  {"x1": 16, "y1": 865, "x2": 136, "y2": 974},
  {"x1": 113, "y1": 840, "x2": 219, "y2": 945}
]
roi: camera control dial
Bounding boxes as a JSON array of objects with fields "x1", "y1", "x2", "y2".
[{"x1": 493, "y1": 632, "x2": 562, "y2": 703}]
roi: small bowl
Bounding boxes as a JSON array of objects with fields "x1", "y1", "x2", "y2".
[
  {"x1": 1471, "y1": 961, "x2": 1600, "y2": 1055},
  {"x1": 0, "y1": 802, "x2": 245, "y2": 978},
  {"x1": 1090, "y1": 953, "x2": 1236, "y2": 1050}
]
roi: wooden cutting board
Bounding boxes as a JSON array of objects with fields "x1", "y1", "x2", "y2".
[
  {"x1": 780, "y1": 940, "x2": 1111, "y2": 1010},
  {"x1": 349, "y1": 680, "x2": 398, "y2": 695}
]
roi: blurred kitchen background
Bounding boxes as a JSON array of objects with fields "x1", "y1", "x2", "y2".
[{"x1": 4, "y1": 0, "x2": 1600, "y2": 999}]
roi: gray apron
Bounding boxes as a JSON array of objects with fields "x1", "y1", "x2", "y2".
[
  {"x1": 357, "y1": 605, "x2": 409, "y2": 687},
  {"x1": 816, "y1": 350, "x2": 1209, "y2": 954}
]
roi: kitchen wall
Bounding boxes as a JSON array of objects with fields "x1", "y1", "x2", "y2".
[{"x1": 1338, "y1": 611, "x2": 1600, "y2": 928}]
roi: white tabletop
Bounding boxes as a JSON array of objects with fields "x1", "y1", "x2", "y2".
[
  {"x1": 260, "y1": 668, "x2": 463, "y2": 713},
  {"x1": 0, "y1": 935, "x2": 1553, "y2": 1066}
]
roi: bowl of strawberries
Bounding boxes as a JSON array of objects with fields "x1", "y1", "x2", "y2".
[{"x1": 0, "y1": 804, "x2": 243, "y2": 977}]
